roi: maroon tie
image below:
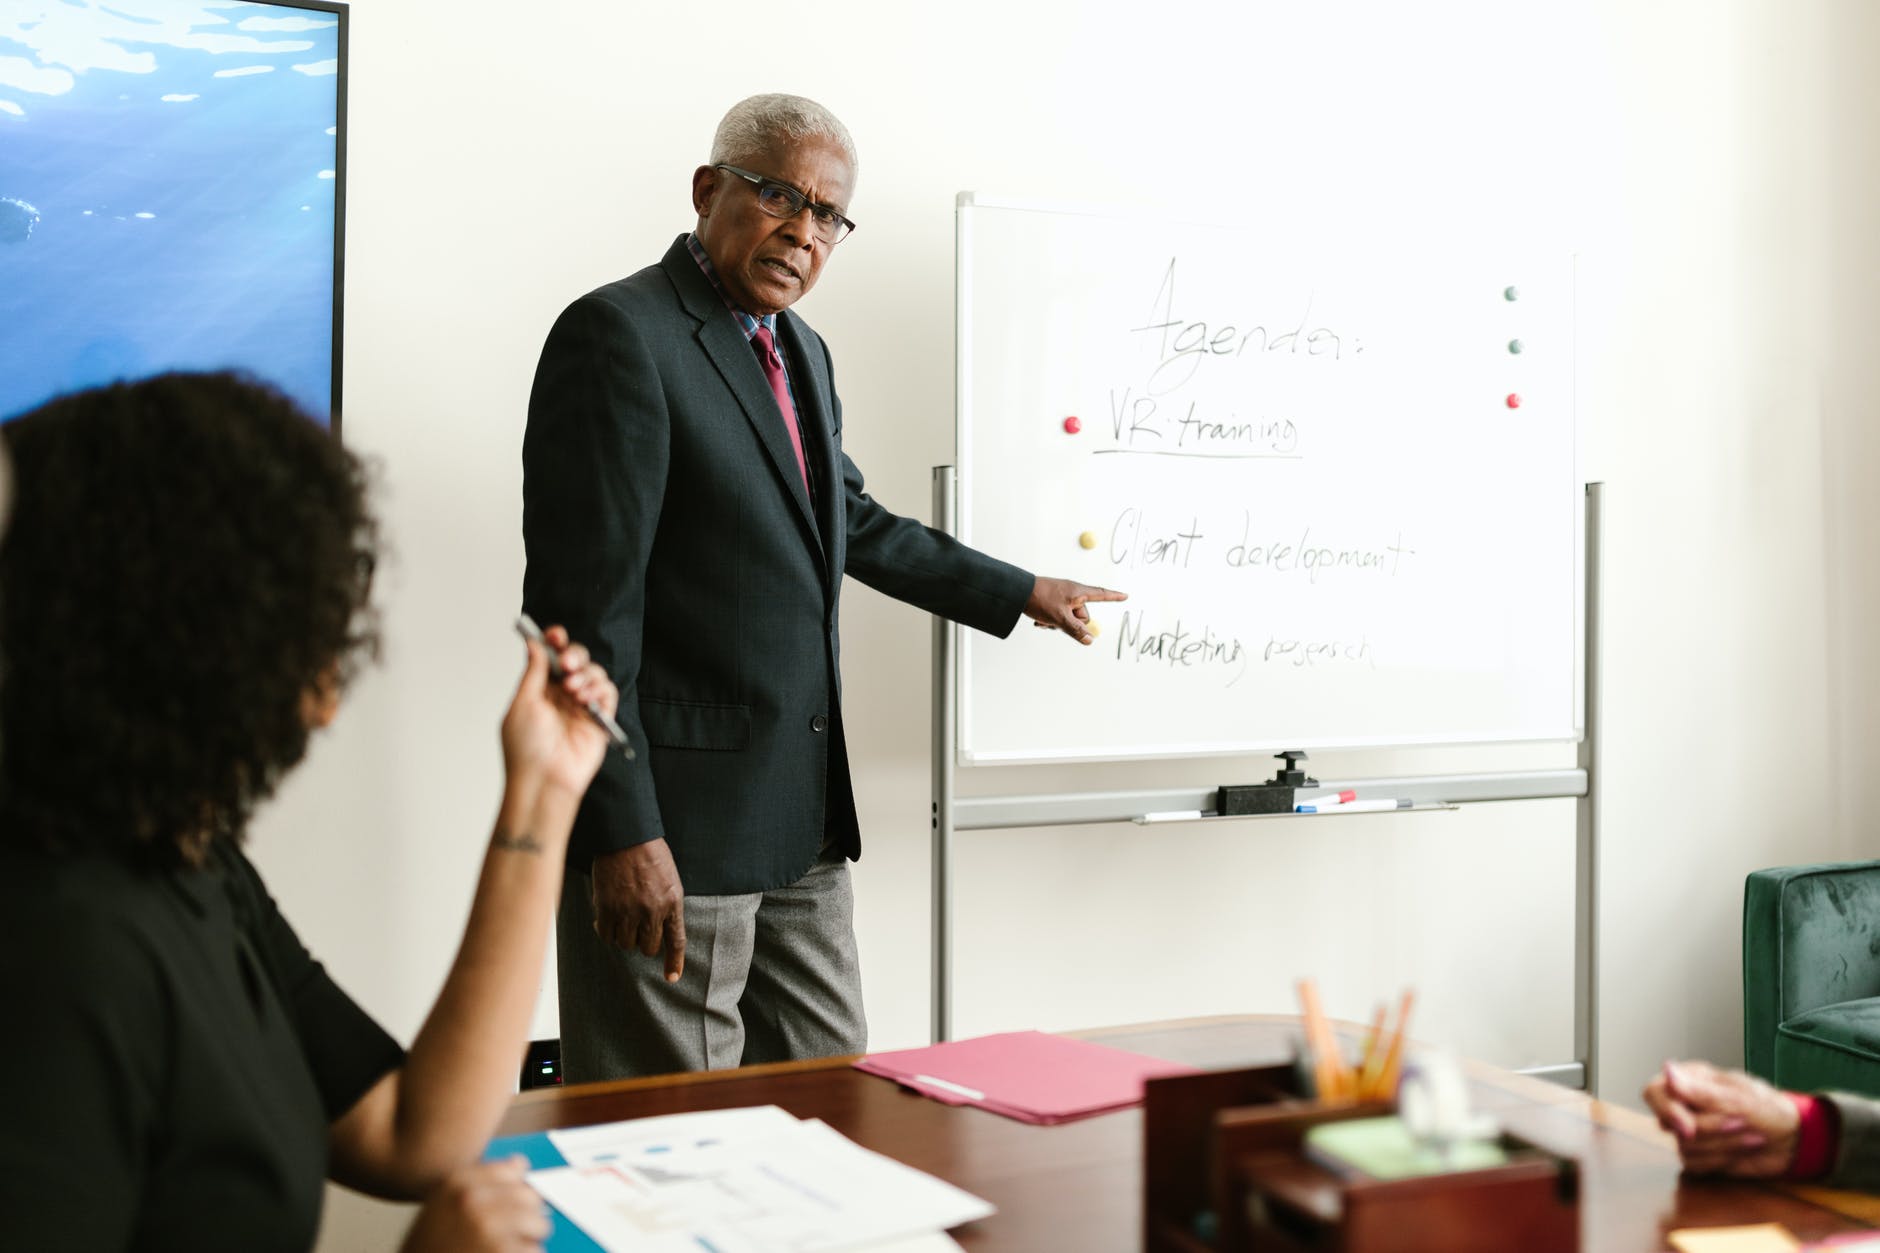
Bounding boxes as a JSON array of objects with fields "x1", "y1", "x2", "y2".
[{"x1": 751, "y1": 326, "x2": 809, "y2": 493}]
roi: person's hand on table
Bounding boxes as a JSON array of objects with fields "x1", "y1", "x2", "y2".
[
  {"x1": 1024, "y1": 577, "x2": 1127, "y2": 646},
  {"x1": 1643, "y1": 1059, "x2": 1801, "y2": 1177},
  {"x1": 400, "y1": 1158, "x2": 550, "y2": 1253},
  {"x1": 591, "y1": 839, "x2": 687, "y2": 982}
]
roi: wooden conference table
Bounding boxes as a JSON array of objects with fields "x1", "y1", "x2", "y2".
[{"x1": 495, "y1": 1015, "x2": 1880, "y2": 1250}]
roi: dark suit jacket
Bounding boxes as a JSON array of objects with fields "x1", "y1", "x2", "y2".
[{"x1": 523, "y1": 235, "x2": 1033, "y2": 895}]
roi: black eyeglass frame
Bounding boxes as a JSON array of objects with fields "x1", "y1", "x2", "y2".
[{"x1": 714, "y1": 164, "x2": 857, "y2": 244}]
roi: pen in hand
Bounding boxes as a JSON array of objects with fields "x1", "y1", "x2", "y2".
[{"x1": 515, "y1": 613, "x2": 634, "y2": 759}]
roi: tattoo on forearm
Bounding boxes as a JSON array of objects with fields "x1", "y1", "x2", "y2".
[{"x1": 493, "y1": 830, "x2": 545, "y2": 855}]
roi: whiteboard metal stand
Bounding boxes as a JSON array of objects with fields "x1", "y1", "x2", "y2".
[{"x1": 929, "y1": 471, "x2": 1606, "y2": 1095}]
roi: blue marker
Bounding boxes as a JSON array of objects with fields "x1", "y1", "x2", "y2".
[{"x1": 1298, "y1": 798, "x2": 1413, "y2": 814}]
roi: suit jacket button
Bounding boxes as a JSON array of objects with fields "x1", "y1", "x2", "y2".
[{"x1": 810, "y1": 714, "x2": 829, "y2": 732}]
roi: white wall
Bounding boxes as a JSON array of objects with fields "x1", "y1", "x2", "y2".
[{"x1": 240, "y1": 2, "x2": 1880, "y2": 1246}]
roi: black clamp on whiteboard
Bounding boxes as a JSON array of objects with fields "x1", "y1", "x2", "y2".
[{"x1": 1218, "y1": 751, "x2": 1317, "y2": 816}]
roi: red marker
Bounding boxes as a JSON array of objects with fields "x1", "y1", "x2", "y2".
[
  {"x1": 1295, "y1": 790, "x2": 1357, "y2": 811},
  {"x1": 1063, "y1": 415, "x2": 1082, "y2": 434},
  {"x1": 1505, "y1": 393, "x2": 1522, "y2": 409}
]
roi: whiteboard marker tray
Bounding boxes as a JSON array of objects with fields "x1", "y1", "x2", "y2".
[{"x1": 1132, "y1": 804, "x2": 1459, "y2": 825}]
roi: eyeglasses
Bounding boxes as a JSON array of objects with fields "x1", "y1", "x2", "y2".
[{"x1": 715, "y1": 164, "x2": 856, "y2": 245}]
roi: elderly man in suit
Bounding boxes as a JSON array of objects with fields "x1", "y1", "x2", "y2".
[{"x1": 522, "y1": 93, "x2": 1122, "y2": 1080}]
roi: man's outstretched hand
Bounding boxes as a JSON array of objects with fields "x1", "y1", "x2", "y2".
[{"x1": 1024, "y1": 577, "x2": 1128, "y2": 646}]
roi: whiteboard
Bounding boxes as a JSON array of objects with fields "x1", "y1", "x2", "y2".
[{"x1": 955, "y1": 195, "x2": 1579, "y2": 763}]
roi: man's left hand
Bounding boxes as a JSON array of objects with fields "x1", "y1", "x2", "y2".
[{"x1": 1024, "y1": 577, "x2": 1128, "y2": 646}]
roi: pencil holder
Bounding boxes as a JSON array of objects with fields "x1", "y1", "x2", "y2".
[{"x1": 1141, "y1": 1065, "x2": 1578, "y2": 1253}]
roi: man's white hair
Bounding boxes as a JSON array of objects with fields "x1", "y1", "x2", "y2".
[{"x1": 710, "y1": 94, "x2": 858, "y2": 175}]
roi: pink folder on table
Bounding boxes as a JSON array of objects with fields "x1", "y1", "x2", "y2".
[{"x1": 853, "y1": 1030, "x2": 1202, "y2": 1125}]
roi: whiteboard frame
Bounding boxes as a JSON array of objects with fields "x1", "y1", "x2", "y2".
[{"x1": 953, "y1": 193, "x2": 1584, "y2": 765}]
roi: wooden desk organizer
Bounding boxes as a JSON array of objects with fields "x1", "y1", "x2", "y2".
[{"x1": 1143, "y1": 1064, "x2": 1578, "y2": 1253}]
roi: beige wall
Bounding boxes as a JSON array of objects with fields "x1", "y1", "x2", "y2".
[{"x1": 253, "y1": 2, "x2": 1880, "y2": 1246}]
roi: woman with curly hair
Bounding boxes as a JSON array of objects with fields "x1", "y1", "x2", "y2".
[{"x1": 0, "y1": 372, "x2": 618, "y2": 1252}]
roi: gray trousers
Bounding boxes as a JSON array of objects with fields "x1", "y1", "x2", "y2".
[{"x1": 555, "y1": 846, "x2": 867, "y2": 1082}]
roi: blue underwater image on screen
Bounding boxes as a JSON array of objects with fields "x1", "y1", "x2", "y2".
[{"x1": 0, "y1": 1, "x2": 342, "y2": 424}]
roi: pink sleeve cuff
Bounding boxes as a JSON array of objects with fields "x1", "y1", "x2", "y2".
[{"x1": 1785, "y1": 1092, "x2": 1838, "y2": 1180}]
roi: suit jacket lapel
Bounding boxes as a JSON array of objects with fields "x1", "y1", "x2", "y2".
[{"x1": 661, "y1": 239, "x2": 822, "y2": 552}]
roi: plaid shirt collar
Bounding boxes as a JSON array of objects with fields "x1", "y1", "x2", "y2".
[{"x1": 686, "y1": 233, "x2": 778, "y2": 344}]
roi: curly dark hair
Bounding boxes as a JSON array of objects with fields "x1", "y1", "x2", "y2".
[{"x1": 0, "y1": 372, "x2": 381, "y2": 866}]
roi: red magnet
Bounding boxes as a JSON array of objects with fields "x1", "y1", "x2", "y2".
[
  {"x1": 1505, "y1": 393, "x2": 1522, "y2": 409},
  {"x1": 1063, "y1": 415, "x2": 1082, "y2": 434}
]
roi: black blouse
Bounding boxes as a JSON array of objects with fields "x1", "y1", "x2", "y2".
[{"x1": 0, "y1": 836, "x2": 405, "y2": 1250}]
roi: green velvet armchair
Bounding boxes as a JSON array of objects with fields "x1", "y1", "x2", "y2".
[{"x1": 1744, "y1": 860, "x2": 1880, "y2": 1098}]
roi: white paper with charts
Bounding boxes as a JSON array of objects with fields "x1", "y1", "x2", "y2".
[
  {"x1": 955, "y1": 195, "x2": 1579, "y2": 762},
  {"x1": 526, "y1": 1106, "x2": 991, "y2": 1252}
]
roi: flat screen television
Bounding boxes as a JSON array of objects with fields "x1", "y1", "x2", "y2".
[{"x1": 0, "y1": 0, "x2": 347, "y2": 428}]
